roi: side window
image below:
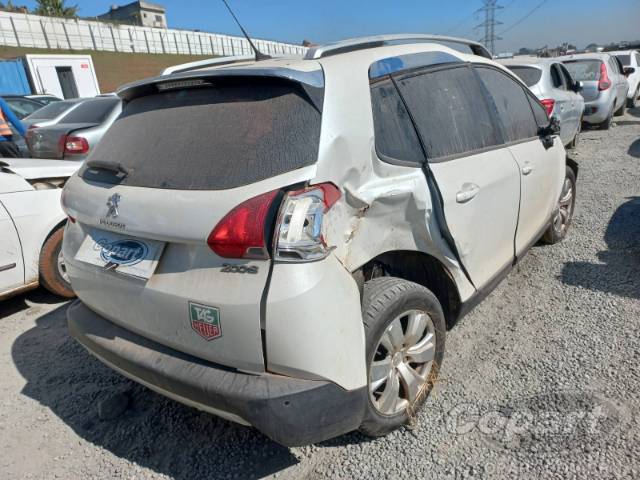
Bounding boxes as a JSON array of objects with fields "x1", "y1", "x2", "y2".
[
  {"x1": 609, "y1": 58, "x2": 619, "y2": 75},
  {"x1": 550, "y1": 65, "x2": 565, "y2": 89},
  {"x1": 559, "y1": 64, "x2": 576, "y2": 89},
  {"x1": 527, "y1": 95, "x2": 549, "y2": 128},
  {"x1": 370, "y1": 79, "x2": 425, "y2": 165},
  {"x1": 635, "y1": 52, "x2": 640, "y2": 67},
  {"x1": 394, "y1": 66, "x2": 501, "y2": 161},
  {"x1": 475, "y1": 66, "x2": 540, "y2": 142}
]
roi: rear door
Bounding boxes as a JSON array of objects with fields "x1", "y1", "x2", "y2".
[
  {"x1": 0, "y1": 199, "x2": 24, "y2": 293},
  {"x1": 549, "y1": 63, "x2": 573, "y2": 144},
  {"x1": 559, "y1": 63, "x2": 583, "y2": 133},
  {"x1": 62, "y1": 76, "x2": 324, "y2": 373},
  {"x1": 394, "y1": 64, "x2": 521, "y2": 289},
  {"x1": 475, "y1": 66, "x2": 564, "y2": 256}
]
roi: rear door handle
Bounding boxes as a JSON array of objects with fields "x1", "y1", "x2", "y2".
[{"x1": 456, "y1": 183, "x2": 480, "y2": 203}]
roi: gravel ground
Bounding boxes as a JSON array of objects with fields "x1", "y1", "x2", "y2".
[{"x1": 1, "y1": 110, "x2": 640, "y2": 479}]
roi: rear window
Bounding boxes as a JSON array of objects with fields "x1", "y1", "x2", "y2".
[
  {"x1": 60, "y1": 98, "x2": 120, "y2": 124},
  {"x1": 83, "y1": 78, "x2": 323, "y2": 190},
  {"x1": 506, "y1": 66, "x2": 542, "y2": 87},
  {"x1": 27, "y1": 100, "x2": 77, "y2": 120},
  {"x1": 563, "y1": 60, "x2": 602, "y2": 81},
  {"x1": 615, "y1": 55, "x2": 631, "y2": 66}
]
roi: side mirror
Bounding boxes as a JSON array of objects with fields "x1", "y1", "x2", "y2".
[
  {"x1": 624, "y1": 67, "x2": 636, "y2": 77},
  {"x1": 572, "y1": 81, "x2": 584, "y2": 92}
]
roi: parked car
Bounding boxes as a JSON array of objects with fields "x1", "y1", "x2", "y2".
[
  {"x1": 61, "y1": 34, "x2": 577, "y2": 446},
  {"x1": 25, "y1": 94, "x2": 63, "y2": 106},
  {"x1": 610, "y1": 50, "x2": 640, "y2": 108},
  {"x1": 0, "y1": 158, "x2": 78, "y2": 299},
  {"x1": 22, "y1": 98, "x2": 84, "y2": 130},
  {"x1": 26, "y1": 97, "x2": 122, "y2": 160},
  {"x1": 500, "y1": 57, "x2": 584, "y2": 148},
  {"x1": 559, "y1": 53, "x2": 630, "y2": 129},
  {"x1": 2, "y1": 95, "x2": 45, "y2": 119}
]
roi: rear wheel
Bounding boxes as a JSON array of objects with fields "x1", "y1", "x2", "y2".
[
  {"x1": 568, "y1": 118, "x2": 582, "y2": 149},
  {"x1": 359, "y1": 277, "x2": 445, "y2": 437},
  {"x1": 542, "y1": 166, "x2": 577, "y2": 245},
  {"x1": 614, "y1": 100, "x2": 626, "y2": 117},
  {"x1": 39, "y1": 226, "x2": 75, "y2": 298},
  {"x1": 627, "y1": 87, "x2": 639, "y2": 108},
  {"x1": 597, "y1": 107, "x2": 614, "y2": 130}
]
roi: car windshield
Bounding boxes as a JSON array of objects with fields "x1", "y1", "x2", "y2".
[
  {"x1": 59, "y1": 98, "x2": 120, "y2": 124},
  {"x1": 26, "y1": 100, "x2": 78, "y2": 120},
  {"x1": 506, "y1": 66, "x2": 542, "y2": 87},
  {"x1": 5, "y1": 98, "x2": 43, "y2": 119},
  {"x1": 563, "y1": 60, "x2": 602, "y2": 81},
  {"x1": 82, "y1": 78, "x2": 323, "y2": 190},
  {"x1": 615, "y1": 55, "x2": 631, "y2": 66}
]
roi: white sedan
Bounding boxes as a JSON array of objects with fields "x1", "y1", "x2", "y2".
[{"x1": 0, "y1": 159, "x2": 79, "y2": 300}]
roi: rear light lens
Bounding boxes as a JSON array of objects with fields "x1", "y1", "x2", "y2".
[
  {"x1": 63, "y1": 135, "x2": 89, "y2": 155},
  {"x1": 274, "y1": 183, "x2": 341, "y2": 262},
  {"x1": 540, "y1": 98, "x2": 555, "y2": 117},
  {"x1": 598, "y1": 63, "x2": 611, "y2": 91},
  {"x1": 207, "y1": 190, "x2": 279, "y2": 259}
]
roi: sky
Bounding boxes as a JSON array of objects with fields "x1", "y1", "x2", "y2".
[{"x1": 20, "y1": 0, "x2": 640, "y2": 53}]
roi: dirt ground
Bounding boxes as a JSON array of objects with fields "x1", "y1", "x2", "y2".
[{"x1": 1, "y1": 110, "x2": 640, "y2": 479}]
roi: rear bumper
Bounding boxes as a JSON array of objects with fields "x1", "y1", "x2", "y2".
[{"x1": 67, "y1": 300, "x2": 366, "y2": 446}]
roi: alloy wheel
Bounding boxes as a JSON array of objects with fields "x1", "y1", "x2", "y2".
[
  {"x1": 552, "y1": 177, "x2": 574, "y2": 234},
  {"x1": 369, "y1": 309, "x2": 436, "y2": 416},
  {"x1": 57, "y1": 250, "x2": 70, "y2": 284}
]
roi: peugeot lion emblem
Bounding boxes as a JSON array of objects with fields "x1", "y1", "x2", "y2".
[{"x1": 106, "y1": 193, "x2": 121, "y2": 218}]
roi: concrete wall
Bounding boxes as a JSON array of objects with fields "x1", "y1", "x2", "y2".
[{"x1": 0, "y1": 11, "x2": 307, "y2": 57}]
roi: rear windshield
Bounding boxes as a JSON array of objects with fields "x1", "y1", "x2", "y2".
[
  {"x1": 506, "y1": 66, "x2": 542, "y2": 87},
  {"x1": 27, "y1": 100, "x2": 77, "y2": 120},
  {"x1": 563, "y1": 60, "x2": 602, "y2": 81},
  {"x1": 615, "y1": 55, "x2": 631, "y2": 66},
  {"x1": 60, "y1": 98, "x2": 120, "y2": 124},
  {"x1": 82, "y1": 78, "x2": 323, "y2": 190}
]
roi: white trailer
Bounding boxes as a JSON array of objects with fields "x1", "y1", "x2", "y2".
[{"x1": 23, "y1": 54, "x2": 101, "y2": 99}]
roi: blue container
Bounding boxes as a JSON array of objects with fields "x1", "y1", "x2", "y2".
[{"x1": 0, "y1": 59, "x2": 31, "y2": 96}]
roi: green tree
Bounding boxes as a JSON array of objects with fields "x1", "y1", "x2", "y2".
[{"x1": 33, "y1": 0, "x2": 78, "y2": 18}]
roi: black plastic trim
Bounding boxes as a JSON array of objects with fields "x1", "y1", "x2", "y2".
[{"x1": 67, "y1": 300, "x2": 366, "y2": 446}]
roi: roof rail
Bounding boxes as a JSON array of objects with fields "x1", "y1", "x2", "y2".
[
  {"x1": 304, "y1": 34, "x2": 492, "y2": 60},
  {"x1": 160, "y1": 55, "x2": 258, "y2": 75}
]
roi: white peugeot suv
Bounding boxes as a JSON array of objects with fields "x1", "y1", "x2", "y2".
[{"x1": 62, "y1": 35, "x2": 577, "y2": 446}]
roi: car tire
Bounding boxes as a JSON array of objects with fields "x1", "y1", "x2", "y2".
[
  {"x1": 359, "y1": 277, "x2": 445, "y2": 438},
  {"x1": 39, "y1": 226, "x2": 75, "y2": 298},
  {"x1": 542, "y1": 166, "x2": 577, "y2": 245},
  {"x1": 597, "y1": 107, "x2": 614, "y2": 130},
  {"x1": 614, "y1": 100, "x2": 626, "y2": 117},
  {"x1": 627, "y1": 87, "x2": 639, "y2": 108}
]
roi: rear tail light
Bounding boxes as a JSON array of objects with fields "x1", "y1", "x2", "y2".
[
  {"x1": 207, "y1": 183, "x2": 341, "y2": 262},
  {"x1": 207, "y1": 190, "x2": 279, "y2": 259},
  {"x1": 598, "y1": 63, "x2": 611, "y2": 91},
  {"x1": 274, "y1": 183, "x2": 341, "y2": 262},
  {"x1": 63, "y1": 135, "x2": 90, "y2": 155},
  {"x1": 540, "y1": 98, "x2": 555, "y2": 117}
]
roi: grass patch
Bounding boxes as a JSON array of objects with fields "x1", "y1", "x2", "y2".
[{"x1": 0, "y1": 46, "x2": 210, "y2": 93}]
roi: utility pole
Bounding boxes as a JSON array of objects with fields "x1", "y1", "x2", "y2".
[{"x1": 475, "y1": 0, "x2": 503, "y2": 56}]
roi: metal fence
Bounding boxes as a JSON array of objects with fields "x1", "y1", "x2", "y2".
[{"x1": 0, "y1": 11, "x2": 307, "y2": 57}]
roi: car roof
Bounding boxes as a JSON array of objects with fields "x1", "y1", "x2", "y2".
[
  {"x1": 558, "y1": 53, "x2": 611, "y2": 61},
  {"x1": 0, "y1": 158, "x2": 80, "y2": 179},
  {"x1": 498, "y1": 57, "x2": 558, "y2": 68}
]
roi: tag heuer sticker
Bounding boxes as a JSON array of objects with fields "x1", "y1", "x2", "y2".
[{"x1": 189, "y1": 301, "x2": 222, "y2": 340}]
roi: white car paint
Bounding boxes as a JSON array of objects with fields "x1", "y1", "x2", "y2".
[{"x1": 0, "y1": 159, "x2": 79, "y2": 298}]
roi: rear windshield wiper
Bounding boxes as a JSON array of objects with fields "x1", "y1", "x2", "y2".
[{"x1": 85, "y1": 160, "x2": 130, "y2": 178}]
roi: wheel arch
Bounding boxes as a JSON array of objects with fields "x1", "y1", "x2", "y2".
[
  {"x1": 353, "y1": 250, "x2": 462, "y2": 328},
  {"x1": 566, "y1": 156, "x2": 579, "y2": 179}
]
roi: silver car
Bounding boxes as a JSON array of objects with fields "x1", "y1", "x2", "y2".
[
  {"x1": 26, "y1": 97, "x2": 122, "y2": 161},
  {"x1": 500, "y1": 57, "x2": 584, "y2": 148},
  {"x1": 559, "y1": 53, "x2": 630, "y2": 129}
]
